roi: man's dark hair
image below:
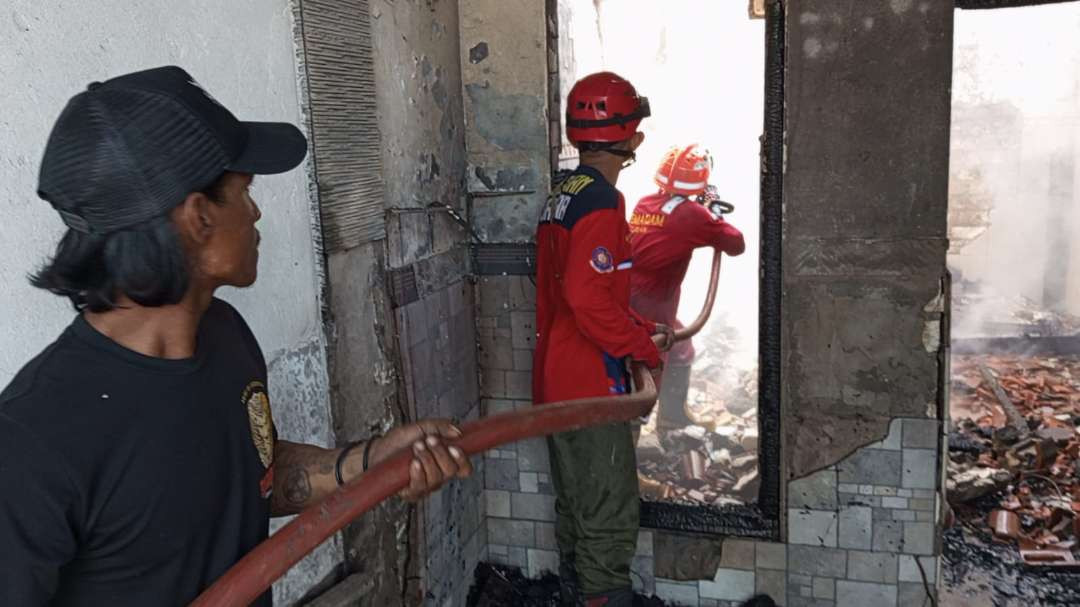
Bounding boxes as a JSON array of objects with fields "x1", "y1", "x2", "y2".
[{"x1": 30, "y1": 175, "x2": 227, "y2": 312}]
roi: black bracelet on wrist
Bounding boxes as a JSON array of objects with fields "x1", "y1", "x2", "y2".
[
  {"x1": 362, "y1": 435, "x2": 379, "y2": 472},
  {"x1": 334, "y1": 440, "x2": 364, "y2": 487}
]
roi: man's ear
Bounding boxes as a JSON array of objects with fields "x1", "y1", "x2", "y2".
[
  {"x1": 171, "y1": 192, "x2": 214, "y2": 245},
  {"x1": 629, "y1": 131, "x2": 646, "y2": 152}
]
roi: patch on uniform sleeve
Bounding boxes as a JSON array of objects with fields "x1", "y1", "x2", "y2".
[{"x1": 589, "y1": 246, "x2": 615, "y2": 273}]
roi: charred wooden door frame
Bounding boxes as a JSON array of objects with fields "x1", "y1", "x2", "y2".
[{"x1": 637, "y1": 0, "x2": 785, "y2": 540}]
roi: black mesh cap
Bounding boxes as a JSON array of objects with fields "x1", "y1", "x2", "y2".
[{"x1": 37, "y1": 66, "x2": 308, "y2": 234}]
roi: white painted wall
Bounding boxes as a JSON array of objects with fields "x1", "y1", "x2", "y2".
[
  {"x1": 1, "y1": 0, "x2": 323, "y2": 382},
  {"x1": 1, "y1": 2, "x2": 339, "y2": 603}
]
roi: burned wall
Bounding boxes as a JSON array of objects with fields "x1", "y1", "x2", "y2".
[
  {"x1": 460, "y1": 0, "x2": 552, "y2": 242},
  {"x1": 782, "y1": 0, "x2": 951, "y2": 477},
  {"x1": 776, "y1": 1, "x2": 952, "y2": 605},
  {"x1": 370, "y1": 0, "x2": 483, "y2": 605},
  {"x1": 291, "y1": 0, "x2": 481, "y2": 604}
]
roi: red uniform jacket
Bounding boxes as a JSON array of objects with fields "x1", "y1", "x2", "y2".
[
  {"x1": 629, "y1": 192, "x2": 745, "y2": 366},
  {"x1": 533, "y1": 167, "x2": 661, "y2": 405}
]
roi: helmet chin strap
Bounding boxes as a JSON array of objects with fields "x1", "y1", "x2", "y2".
[{"x1": 604, "y1": 146, "x2": 637, "y2": 168}]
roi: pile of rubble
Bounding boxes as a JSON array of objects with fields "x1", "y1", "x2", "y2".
[
  {"x1": 948, "y1": 354, "x2": 1080, "y2": 569},
  {"x1": 637, "y1": 415, "x2": 760, "y2": 507},
  {"x1": 636, "y1": 320, "x2": 759, "y2": 507}
]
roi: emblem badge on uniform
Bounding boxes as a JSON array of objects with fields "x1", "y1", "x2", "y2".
[
  {"x1": 242, "y1": 381, "x2": 276, "y2": 498},
  {"x1": 589, "y1": 246, "x2": 615, "y2": 273}
]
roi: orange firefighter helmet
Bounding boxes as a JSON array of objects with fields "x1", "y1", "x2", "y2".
[{"x1": 653, "y1": 144, "x2": 712, "y2": 196}]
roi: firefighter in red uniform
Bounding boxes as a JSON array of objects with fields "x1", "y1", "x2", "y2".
[
  {"x1": 534, "y1": 72, "x2": 671, "y2": 607},
  {"x1": 629, "y1": 144, "x2": 746, "y2": 428}
]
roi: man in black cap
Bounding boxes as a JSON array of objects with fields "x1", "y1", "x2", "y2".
[{"x1": 0, "y1": 66, "x2": 471, "y2": 606}]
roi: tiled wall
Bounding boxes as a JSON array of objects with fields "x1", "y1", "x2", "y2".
[
  {"x1": 395, "y1": 280, "x2": 486, "y2": 606},
  {"x1": 473, "y1": 270, "x2": 944, "y2": 606},
  {"x1": 475, "y1": 275, "x2": 559, "y2": 576},
  {"x1": 776, "y1": 418, "x2": 942, "y2": 607}
]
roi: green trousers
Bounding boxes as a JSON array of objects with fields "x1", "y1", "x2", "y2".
[{"x1": 547, "y1": 421, "x2": 640, "y2": 596}]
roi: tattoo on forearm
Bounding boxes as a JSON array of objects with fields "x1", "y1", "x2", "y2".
[
  {"x1": 283, "y1": 468, "x2": 312, "y2": 505},
  {"x1": 271, "y1": 441, "x2": 341, "y2": 515}
]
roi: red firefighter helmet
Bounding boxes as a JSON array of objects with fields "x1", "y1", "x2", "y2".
[
  {"x1": 653, "y1": 144, "x2": 712, "y2": 196},
  {"x1": 565, "y1": 72, "x2": 651, "y2": 145}
]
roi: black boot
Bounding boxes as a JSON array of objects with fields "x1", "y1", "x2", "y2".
[{"x1": 657, "y1": 363, "x2": 694, "y2": 428}]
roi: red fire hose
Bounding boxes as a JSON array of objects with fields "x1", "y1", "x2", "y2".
[
  {"x1": 674, "y1": 251, "x2": 721, "y2": 342},
  {"x1": 192, "y1": 249, "x2": 724, "y2": 607}
]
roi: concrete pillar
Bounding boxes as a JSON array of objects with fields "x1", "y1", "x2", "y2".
[{"x1": 780, "y1": 1, "x2": 952, "y2": 605}]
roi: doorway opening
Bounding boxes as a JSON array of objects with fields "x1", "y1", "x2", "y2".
[
  {"x1": 557, "y1": 0, "x2": 779, "y2": 536},
  {"x1": 945, "y1": 2, "x2": 1080, "y2": 603}
]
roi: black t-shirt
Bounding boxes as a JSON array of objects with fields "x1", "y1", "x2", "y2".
[{"x1": 0, "y1": 299, "x2": 275, "y2": 606}]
